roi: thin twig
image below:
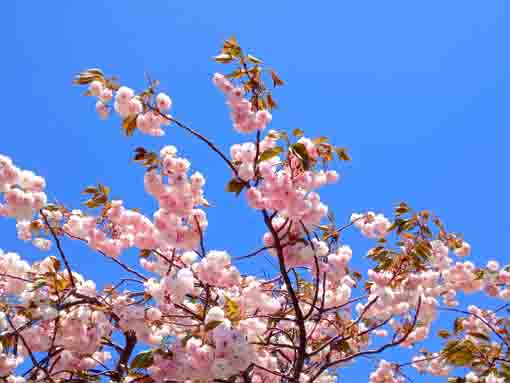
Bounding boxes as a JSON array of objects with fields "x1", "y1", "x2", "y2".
[
  {"x1": 40, "y1": 209, "x2": 76, "y2": 288},
  {"x1": 309, "y1": 296, "x2": 422, "y2": 382},
  {"x1": 62, "y1": 229, "x2": 148, "y2": 281}
]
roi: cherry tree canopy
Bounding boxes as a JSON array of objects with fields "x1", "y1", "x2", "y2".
[{"x1": 0, "y1": 37, "x2": 509, "y2": 383}]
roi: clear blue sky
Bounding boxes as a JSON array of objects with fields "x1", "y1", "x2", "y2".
[{"x1": 2, "y1": 2, "x2": 509, "y2": 381}]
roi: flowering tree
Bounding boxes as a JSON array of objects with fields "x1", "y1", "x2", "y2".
[{"x1": 0, "y1": 37, "x2": 509, "y2": 383}]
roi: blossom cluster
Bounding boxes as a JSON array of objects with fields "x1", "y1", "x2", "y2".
[
  {"x1": 146, "y1": 145, "x2": 208, "y2": 250},
  {"x1": 0, "y1": 155, "x2": 49, "y2": 249},
  {"x1": 213, "y1": 73, "x2": 272, "y2": 133},
  {"x1": 351, "y1": 212, "x2": 391, "y2": 239},
  {"x1": 149, "y1": 323, "x2": 257, "y2": 382},
  {"x1": 50, "y1": 145, "x2": 208, "y2": 257},
  {"x1": 90, "y1": 80, "x2": 172, "y2": 136},
  {"x1": 238, "y1": 135, "x2": 338, "y2": 224},
  {"x1": 0, "y1": 250, "x2": 111, "y2": 381}
]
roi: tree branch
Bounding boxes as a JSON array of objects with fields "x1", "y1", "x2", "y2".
[{"x1": 40, "y1": 209, "x2": 76, "y2": 288}]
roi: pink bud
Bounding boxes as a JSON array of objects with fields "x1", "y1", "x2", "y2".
[
  {"x1": 95, "y1": 101, "x2": 109, "y2": 119},
  {"x1": 156, "y1": 93, "x2": 172, "y2": 111}
]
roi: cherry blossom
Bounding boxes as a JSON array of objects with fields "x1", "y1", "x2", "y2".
[{"x1": 0, "y1": 39, "x2": 508, "y2": 383}]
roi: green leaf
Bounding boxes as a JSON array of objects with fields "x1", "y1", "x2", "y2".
[
  {"x1": 130, "y1": 350, "x2": 154, "y2": 369},
  {"x1": 139, "y1": 249, "x2": 152, "y2": 259},
  {"x1": 92, "y1": 193, "x2": 108, "y2": 205},
  {"x1": 443, "y1": 340, "x2": 475, "y2": 366},
  {"x1": 82, "y1": 186, "x2": 98, "y2": 194},
  {"x1": 226, "y1": 179, "x2": 245, "y2": 196},
  {"x1": 84, "y1": 199, "x2": 99, "y2": 208},
  {"x1": 72, "y1": 69, "x2": 105, "y2": 85},
  {"x1": 395, "y1": 202, "x2": 411, "y2": 215},
  {"x1": 437, "y1": 329, "x2": 451, "y2": 339},
  {"x1": 453, "y1": 317, "x2": 464, "y2": 334},
  {"x1": 290, "y1": 143, "x2": 311, "y2": 170},
  {"x1": 98, "y1": 183, "x2": 110, "y2": 196},
  {"x1": 258, "y1": 147, "x2": 283, "y2": 162},
  {"x1": 222, "y1": 36, "x2": 241, "y2": 57},
  {"x1": 270, "y1": 70, "x2": 284, "y2": 87},
  {"x1": 213, "y1": 53, "x2": 233, "y2": 64},
  {"x1": 50, "y1": 256, "x2": 61, "y2": 271},
  {"x1": 448, "y1": 350, "x2": 474, "y2": 366},
  {"x1": 73, "y1": 370, "x2": 100, "y2": 381},
  {"x1": 246, "y1": 54, "x2": 263, "y2": 64},
  {"x1": 134, "y1": 152, "x2": 146, "y2": 161},
  {"x1": 86, "y1": 68, "x2": 105, "y2": 77},
  {"x1": 332, "y1": 339, "x2": 351, "y2": 353},
  {"x1": 335, "y1": 147, "x2": 351, "y2": 161},
  {"x1": 223, "y1": 36, "x2": 238, "y2": 50},
  {"x1": 467, "y1": 332, "x2": 490, "y2": 342},
  {"x1": 257, "y1": 96, "x2": 267, "y2": 111},
  {"x1": 500, "y1": 364, "x2": 510, "y2": 380},
  {"x1": 73, "y1": 73, "x2": 102, "y2": 85},
  {"x1": 266, "y1": 94, "x2": 277, "y2": 111},
  {"x1": 292, "y1": 128, "x2": 304, "y2": 137},
  {"x1": 415, "y1": 244, "x2": 431, "y2": 260},
  {"x1": 447, "y1": 378, "x2": 465, "y2": 383},
  {"x1": 122, "y1": 115, "x2": 137, "y2": 137},
  {"x1": 225, "y1": 69, "x2": 245, "y2": 79},
  {"x1": 312, "y1": 136, "x2": 329, "y2": 144},
  {"x1": 224, "y1": 296, "x2": 241, "y2": 324},
  {"x1": 30, "y1": 280, "x2": 47, "y2": 292}
]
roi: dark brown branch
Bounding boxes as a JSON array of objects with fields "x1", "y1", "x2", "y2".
[
  {"x1": 151, "y1": 107, "x2": 243, "y2": 181},
  {"x1": 262, "y1": 209, "x2": 307, "y2": 382},
  {"x1": 322, "y1": 214, "x2": 367, "y2": 241},
  {"x1": 62, "y1": 230, "x2": 148, "y2": 281},
  {"x1": 396, "y1": 354, "x2": 442, "y2": 368},
  {"x1": 307, "y1": 297, "x2": 379, "y2": 358},
  {"x1": 252, "y1": 363, "x2": 289, "y2": 379},
  {"x1": 194, "y1": 215, "x2": 207, "y2": 258},
  {"x1": 115, "y1": 331, "x2": 138, "y2": 377},
  {"x1": 40, "y1": 209, "x2": 76, "y2": 288},
  {"x1": 438, "y1": 306, "x2": 509, "y2": 348},
  {"x1": 0, "y1": 272, "x2": 32, "y2": 283},
  {"x1": 234, "y1": 246, "x2": 273, "y2": 261}
]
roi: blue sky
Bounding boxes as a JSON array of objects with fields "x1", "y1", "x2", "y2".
[{"x1": 2, "y1": 1, "x2": 510, "y2": 381}]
